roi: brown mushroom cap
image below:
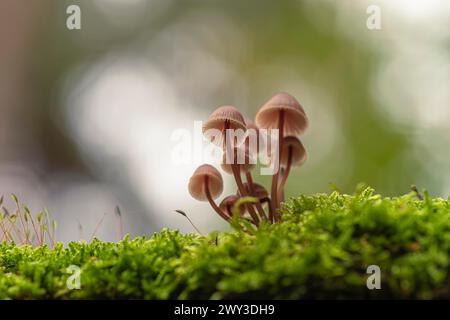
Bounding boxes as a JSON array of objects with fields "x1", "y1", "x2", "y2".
[
  {"x1": 279, "y1": 136, "x2": 307, "y2": 167},
  {"x1": 221, "y1": 147, "x2": 256, "y2": 175},
  {"x1": 237, "y1": 182, "x2": 269, "y2": 201},
  {"x1": 203, "y1": 105, "x2": 247, "y2": 146},
  {"x1": 255, "y1": 93, "x2": 308, "y2": 136},
  {"x1": 219, "y1": 195, "x2": 244, "y2": 216},
  {"x1": 188, "y1": 164, "x2": 223, "y2": 201}
]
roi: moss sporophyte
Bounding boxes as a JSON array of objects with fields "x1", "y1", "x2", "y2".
[{"x1": 188, "y1": 93, "x2": 308, "y2": 231}]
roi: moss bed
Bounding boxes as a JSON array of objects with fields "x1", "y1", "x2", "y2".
[{"x1": 1, "y1": 187, "x2": 450, "y2": 299}]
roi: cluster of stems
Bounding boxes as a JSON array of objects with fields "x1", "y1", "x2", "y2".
[
  {"x1": 188, "y1": 93, "x2": 308, "y2": 229},
  {"x1": 0, "y1": 195, "x2": 56, "y2": 247}
]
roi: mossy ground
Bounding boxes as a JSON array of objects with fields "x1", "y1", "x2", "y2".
[{"x1": 1, "y1": 187, "x2": 450, "y2": 299}]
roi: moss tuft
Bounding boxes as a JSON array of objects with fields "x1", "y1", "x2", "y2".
[{"x1": 1, "y1": 187, "x2": 450, "y2": 299}]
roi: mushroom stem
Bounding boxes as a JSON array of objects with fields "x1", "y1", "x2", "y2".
[
  {"x1": 245, "y1": 172, "x2": 268, "y2": 221},
  {"x1": 231, "y1": 164, "x2": 260, "y2": 225},
  {"x1": 271, "y1": 110, "x2": 284, "y2": 221},
  {"x1": 261, "y1": 197, "x2": 275, "y2": 223},
  {"x1": 204, "y1": 176, "x2": 229, "y2": 221},
  {"x1": 277, "y1": 146, "x2": 293, "y2": 205},
  {"x1": 223, "y1": 120, "x2": 260, "y2": 226},
  {"x1": 225, "y1": 204, "x2": 233, "y2": 218}
]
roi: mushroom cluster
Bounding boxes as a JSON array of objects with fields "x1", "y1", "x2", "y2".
[{"x1": 188, "y1": 92, "x2": 308, "y2": 228}]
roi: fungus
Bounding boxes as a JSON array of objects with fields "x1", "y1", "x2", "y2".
[
  {"x1": 188, "y1": 164, "x2": 228, "y2": 221},
  {"x1": 188, "y1": 92, "x2": 308, "y2": 229},
  {"x1": 277, "y1": 136, "x2": 307, "y2": 204},
  {"x1": 202, "y1": 105, "x2": 246, "y2": 147},
  {"x1": 219, "y1": 195, "x2": 243, "y2": 217},
  {"x1": 255, "y1": 93, "x2": 309, "y2": 219},
  {"x1": 236, "y1": 181, "x2": 270, "y2": 221},
  {"x1": 255, "y1": 92, "x2": 308, "y2": 136}
]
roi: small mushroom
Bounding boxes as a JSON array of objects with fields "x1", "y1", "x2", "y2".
[
  {"x1": 255, "y1": 92, "x2": 308, "y2": 136},
  {"x1": 255, "y1": 93, "x2": 308, "y2": 215},
  {"x1": 277, "y1": 136, "x2": 307, "y2": 206},
  {"x1": 202, "y1": 105, "x2": 247, "y2": 147},
  {"x1": 188, "y1": 164, "x2": 223, "y2": 201},
  {"x1": 237, "y1": 182, "x2": 269, "y2": 201},
  {"x1": 188, "y1": 164, "x2": 228, "y2": 221},
  {"x1": 237, "y1": 181, "x2": 271, "y2": 221},
  {"x1": 279, "y1": 136, "x2": 307, "y2": 168},
  {"x1": 219, "y1": 195, "x2": 244, "y2": 217}
]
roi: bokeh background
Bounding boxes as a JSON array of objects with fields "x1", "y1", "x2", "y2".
[{"x1": 0, "y1": 0, "x2": 449, "y2": 242}]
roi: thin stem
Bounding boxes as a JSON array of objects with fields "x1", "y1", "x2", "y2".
[
  {"x1": 204, "y1": 176, "x2": 229, "y2": 222},
  {"x1": 245, "y1": 172, "x2": 268, "y2": 221},
  {"x1": 0, "y1": 220, "x2": 11, "y2": 242},
  {"x1": 231, "y1": 165, "x2": 260, "y2": 225},
  {"x1": 16, "y1": 207, "x2": 30, "y2": 245},
  {"x1": 223, "y1": 120, "x2": 259, "y2": 226},
  {"x1": 6, "y1": 217, "x2": 23, "y2": 244},
  {"x1": 77, "y1": 219, "x2": 84, "y2": 241},
  {"x1": 225, "y1": 204, "x2": 233, "y2": 217},
  {"x1": 89, "y1": 213, "x2": 107, "y2": 243},
  {"x1": 261, "y1": 197, "x2": 275, "y2": 223},
  {"x1": 28, "y1": 214, "x2": 41, "y2": 246},
  {"x1": 185, "y1": 215, "x2": 203, "y2": 234},
  {"x1": 271, "y1": 110, "x2": 284, "y2": 221},
  {"x1": 278, "y1": 146, "x2": 293, "y2": 205},
  {"x1": 115, "y1": 206, "x2": 124, "y2": 241}
]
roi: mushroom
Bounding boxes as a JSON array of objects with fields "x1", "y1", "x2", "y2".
[
  {"x1": 202, "y1": 105, "x2": 247, "y2": 147},
  {"x1": 202, "y1": 106, "x2": 261, "y2": 223},
  {"x1": 277, "y1": 136, "x2": 307, "y2": 204},
  {"x1": 219, "y1": 195, "x2": 243, "y2": 217},
  {"x1": 255, "y1": 93, "x2": 308, "y2": 217},
  {"x1": 188, "y1": 164, "x2": 228, "y2": 221},
  {"x1": 255, "y1": 92, "x2": 308, "y2": 136},
  {"x1": 279, "y1": 136, "x2": 307, "y2": 168},
  {"x1": 237, "y1": 182, "x2": 269, "y2": 202},
  {"x1": 235, "y1": 181, "x2": 271, "y2": 221}
]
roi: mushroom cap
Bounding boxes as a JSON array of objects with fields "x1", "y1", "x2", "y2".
[
  {"x1": 221, "y1": 147, "x2": 256, "y2": 175},
  {"x1": 203, "y1": 105, "x2": 247, "y2": 146},
  {"x1": 255, "y1": 93, "x2": 308, "y2": 136},
  {"x1": 237, "y1": 182, "x2": 269, "y2": 200},
  {"x1": 219, "y1": 195, "x2": 244, "y2": 216},
  {"x1": 279, "y1": 136, "x2": 307, "y2": 167},
  {"x1": 188, "y1": 164, "x2": 223, "y2": 201}
]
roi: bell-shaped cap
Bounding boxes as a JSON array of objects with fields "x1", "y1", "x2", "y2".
[
  {"x1": 255, "y1": 93, "x2": 308, "y2": 136},
  {"x1": 219, "y1": 195, "x2": 244, "y2": 216},
  {"x1": 279, "y1": 136, "x2": 307, "y2": 167},
  {"x1": 203, "y1": 106, "x2": 247, "y2": 146},
  {"x1": 188, "y1": 164, "x2": 223, "y2": 201}
]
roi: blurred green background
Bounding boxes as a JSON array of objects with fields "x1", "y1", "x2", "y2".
[{"x1": 0, "y1": 0, "x2": 449, "y2": 240}]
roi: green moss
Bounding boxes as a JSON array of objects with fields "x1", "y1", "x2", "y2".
[{"x1": 1, "y1": 187, "x2": 450, "y2": 299}]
